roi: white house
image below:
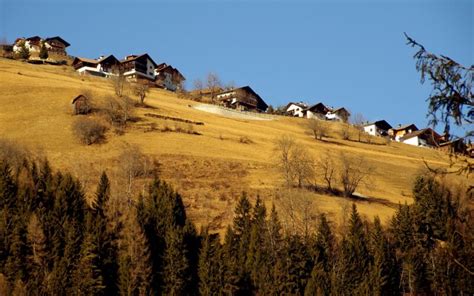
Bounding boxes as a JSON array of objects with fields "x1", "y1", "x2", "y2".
[
  {"x1": 325, "y1": 107, "x2": 350, "y2": 122},
  {"x1": 154, "y1": 63, "x2": 185, "y2": 91},
  {"x1": 399, "y1": 128, "x2": 442, "y2": 148},
  {"x1": 216, "y1": 86, "x2": 268, "y2": 112},
  {"x1": 305, "y1": 102, "x2": 330, "y2": 119},
  {"x1": 13, "y1": 36, "x2": 70, "y2": 56},
  {"x1": 363, "y1": 120, "x2": 392, "y2": 136},
  {"x1": 13, "y1": 36, "x2": 42, "y2": 53},
  {"x1": 121, "y1": 54, "x2": 158, "y2": 81},
  {"x1": 72, "y1": 55, "x2": 119, "y2": 77},
  {"x1": 285, "y1": 102, "x2": 308, "y2": 117},
  {"x1": 389, "y1": 124, "x2": 418, "y2": 142},
  {"x1": 43, "y1": 36, "x2": 70, "y2": 55}
]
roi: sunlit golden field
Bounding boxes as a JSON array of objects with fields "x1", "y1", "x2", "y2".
[{"x1": 0, "y1": 58, "x2": 470, "y2": 233}]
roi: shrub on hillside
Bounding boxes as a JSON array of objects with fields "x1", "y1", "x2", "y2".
[
  {"x1": 39, "y1": 43, "x2": 48, "y2": 60},
  {"x1": 72, "y1": 117, "x2": 107, "y2": 145},
  {"x1": 15, "y1": 41, "x2": 30, "y2": 60},
  {"x1": 101, "y1": 95, "x2": 134, "y2": 128}
]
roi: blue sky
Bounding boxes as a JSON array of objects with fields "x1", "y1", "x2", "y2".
[{"x1": 1, "y1": 0, "x2": 472, "y2": 136}]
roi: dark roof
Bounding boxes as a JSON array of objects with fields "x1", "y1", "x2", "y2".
[
  {"x1": 286, "y1": 102, "x2": 308, "y2": 109},
  {"x1": 219, "y1": 86, "x2": 268, "y2": 111},
  {"x1": 71, "y1": 94, "x2": 88, "y2": 104},
  {"x1": 332, "y1": 107, "x2": 350, "y2": 115},
  {"x1": 99, "y1": 55, "x2": 119, "y2": 64},
  {"x1": 390, "y1": 123, "x2": 418, "y2": 132},
  {"x1": 121, "y1": 53, "x2": 158, "y2": 67},
  {"x1": 306, "y1": 102, "x2": 330, "y2": 113},
  {"x1": 45, "y1": 36, "x2": 70, "y2": 47},
  {"x1": 155, "y1": 63, "x2": 168, "y2": 71},
  {"x1": 438, "y1": 138, "x2": 464, "y2": 147},
  {"x1": 72, "y1": 55, "x2": 118, "y2": 67},
  {"x1": 155, "y1": 63, "x2": 185, "y2": 80},
  {"x1": 364, "y1": 120, "x2": 392, "y2": 130},
  {"x1": 72, "y1": 57, "x2": 99, "y2": 65},
  {"x1": 26, "y1": 36, "x2": 41, "y2": 42},
  {"x1": 399, "y1": 128, "x2": 441, "y2": 141}
]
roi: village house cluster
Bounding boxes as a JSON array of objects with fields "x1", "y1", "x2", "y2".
[
  {"x1": 285, "y1": 102, "x2": 471, "y2": 155},
  {"x1": 72, "y1": 54, "x2": 186, "y2": 92},
  {"x1": 13, "y1": 35, "x2": 70, "y2": 56},
  {"x1": 286, "y1": 102, "x2": 351, "y2": 122},
  {"x1": 1, "y1": 35, "x2": 471, "y2": 156}
]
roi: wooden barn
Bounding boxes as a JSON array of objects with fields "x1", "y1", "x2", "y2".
[
  {"x1": 71, "y1": 94, "x2": 90, "y2": 115},
  {"x1": 438, "y1": 138, "x2": 467, "y2": 155}
]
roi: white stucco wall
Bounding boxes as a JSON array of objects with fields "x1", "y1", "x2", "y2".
[
  {"x1": 325, "y1": 112, "x2": 341, "y2": 121},
  {"x1": 402, "y1": 136, "x2": 420, "y2": 146},
  {"x1": 286, "y1": 104, "x2": 305, "y2": 117},
  {"x1": 363, "y1": 124, "x2": 377, "y2": 136}
]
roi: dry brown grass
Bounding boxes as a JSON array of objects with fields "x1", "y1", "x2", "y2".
[{"x1": 0, "y1": 57, "x2": 471, "y2": 234}]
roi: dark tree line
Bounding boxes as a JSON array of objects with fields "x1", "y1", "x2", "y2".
[{"x1": 0, "y1": 157, "x2": 473, "y2": 295}]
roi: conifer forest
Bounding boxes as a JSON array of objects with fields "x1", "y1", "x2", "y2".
[{"x1": 0, "y1": 156, "x2": 472, "y2": 295}]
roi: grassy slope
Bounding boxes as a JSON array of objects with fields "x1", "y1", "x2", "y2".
[{"x1": 0, "y1": 58, "x2": 466, "y2": 232}]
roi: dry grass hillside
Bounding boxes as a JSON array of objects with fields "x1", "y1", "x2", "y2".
[{"x1": 0, "y1": 58, "x2": 470, "y2": 233}]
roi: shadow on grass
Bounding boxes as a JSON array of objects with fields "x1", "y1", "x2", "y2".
[{"x1": 306, "y1": 185, "x2": 398, "y2": 209}]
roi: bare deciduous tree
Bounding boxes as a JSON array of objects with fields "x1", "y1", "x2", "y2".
[
  {"x1": 307, "y1": 118, "x2": 326, "y2": 140},
  {"x1": 351, "y1": 113, "x2": 366, "y2": 142},
  {"x1": 118, "y1": 144, "x2": 152, "y2": 197},
  {"x1": 133, "y1": 83, "x2": 149, "y2": 105},
  {"x1": 338, "y1": 153, "x2": 372, "y2": 197},
  {"x1": 278, "y1": 189, "x2": 319, "y2": 239},
  {"x1": 340, "y1": 123, "x2": 350, "y2": 140},
  {"x1": 111, "y1": 66, "x2": 128, "y2": 97},
  {"x1": 318, "y1": 152, "x2": 336, "y2": 193},
  {"x1": 206, "y1": 72, "x2": 222, "y2": 101},
  {"x1": 274, "y1": 135, "x2": 315, "y2": 188},
  {"x1": 275, "y1": 135, "x2": 296, "y2": 187},
  {"x1": 224, "y1": 81, "x2": 236, "y2": 91},
  {"x1": 292, "y1": 145, "x2": 315, "y2": 188},
  {"x1": 102, "y1": 95, "x2": 134, "y2": 128},
  {"x1": 193, "y1": 79, "x2": 203, "y2": 101}
]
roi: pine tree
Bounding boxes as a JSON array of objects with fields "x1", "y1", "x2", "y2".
[
  {"x1": 246, "y1": 196, "x2": 267, "y2": 291},
  {"x1": 279, "y1": 235, "x2": 313, "y2": 295},
  {"x1": 117, "y1": 210, "x2": 152, "y2": 296},
  {"x1": 338, "y1": 204, "x2": 371, "y2": 293},
  {"x1": 16, "y1": 41, "x2": 30, "y2": 60},
  {"x1": 305, "y1": 214, "x2": 333, "y2": 296},
  {"x1": 390, "y1": 203, "x2": 415, "y2": 253},
  {"x1": 87, "y1": 172, "x2": 118, "y2": 295},
  {"x1": 368, "y1": 216, "x2": 400, "y2": 295},
  {"x1": 412, "y1": 176, "x2": 452, "y2": 247},
  {"x1": 221, "y1": 226, "x2": 240, "y2": 295},
  {"x1": 26, "y1": 213, "x2": 48, "y2": 294},
  {"x1": 138, "y1": 178, "x2": 189, "y2": 293},
  {"x1": 232, "y1": 193, "x2": 253, "y2": 293},
  {"x1": 4, "y1": 216, "x2": 28, "y2": 283},
  {"x1": 198, "y1": 227, "x2": 222, "y2": 296},
  {"x1": 401, "y1": 244, "x2": 431, "y2": 295},
  {"x1": 162, "y1": 226, "x2": 190, "y2": 296},
  {"x1": 260, "y1": 204, "x2": 283, "y2": 295},
  {"x1": 71, "y1": 233, "x2": 105, "y2": 295},
  {"x1": 39, "y1": 42, "x2": 48, "y2": 60},
  {"x1": 0, "y1": 161, "x2": 17, "y2": 210}
]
